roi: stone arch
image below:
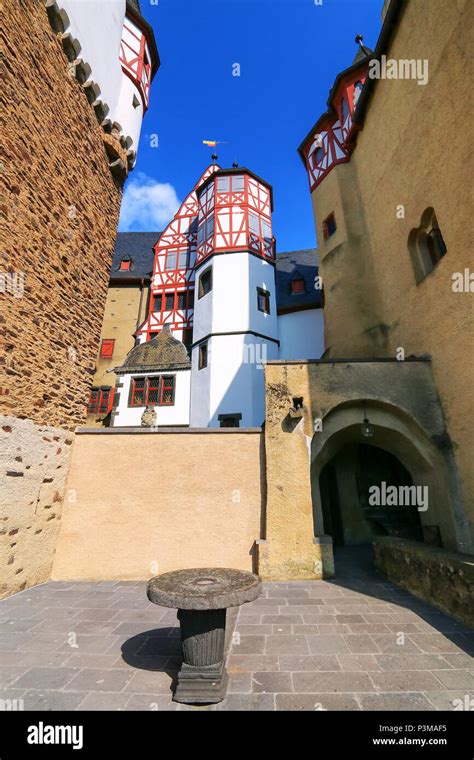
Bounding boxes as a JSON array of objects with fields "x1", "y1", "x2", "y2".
[{"x1": 310, "y1": 398, "x2": 468, "y2": 553}]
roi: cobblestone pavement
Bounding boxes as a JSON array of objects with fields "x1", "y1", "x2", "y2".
[{"x1": 0, "y1": 549, "x2": 472, "y2": 711}]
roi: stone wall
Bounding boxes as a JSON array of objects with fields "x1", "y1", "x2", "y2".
[
  {"x1": 309, "y1": 0, "x2": 474, "y2": 540},
  {"x1": 0, "y1": 0, "x2": 123, "y2": 596},
  {"x1": 52, "y1": 428, "x2": 264, "y2": 580},
  {"x1": 374, "y1": 537, "x2": 474, "y2": 628}
]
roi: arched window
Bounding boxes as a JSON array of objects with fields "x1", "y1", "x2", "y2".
[{"x1": 408, "y1": 208, "x2": 447, "y2": 284}]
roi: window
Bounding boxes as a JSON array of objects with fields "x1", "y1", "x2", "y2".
[
  {"x1": 257, "y1": 287, "x2": 271, "y2": 314},
  {"x1": 165, "y1": 250, "x2": 177, "y2": 270},
  {"x1": 100, "y1": 339, "x2": 115, "y2": 359},
  {"x1": 98, "y1": 388, "x2": 112, "y2": 414},
  {"x1": 131, "y1": 377, "x2": 146, "y2": 406},
  {"x1": 217, "y1": 175, "x2": 244, "y2": 192},
  {"x1": 217, "y1": 176, "x2": 230, "y2": 192},
  {"x1": 176, "y1": 292, "x2": 186, "y2": 310},
  {"x1": 341, "y1": 96, "x2": 350, "y2": 123},
  {"x1": 132, "y1": 94, "x2": 140, "y2": 109},
  {"x1": 198, "y1": 267, "x2": 212, "y2": 299},
  {"x1": 408, "y1": 208, "x2": 447, "y2": 284},
  {"x1": 353, "y1": 80, "x2": 363, "y2": 108},
  {"x1": 323, "y1": 212, "x2": 337, "y2": 239},
  {"x1": 178, "y1": 251, "x2": 188, "y2": 269},
  {"x1": 187, "y1": 290, "x2": 195, "y2": 309},
  {"x1": 315, "y1": 147, "x2": 324, "y2": 164},
  {"x1": 249, "y1": 212, "x2": 259, "y2": 234},
  {"x1": 149, "y1": 332, "x2": 158, "y2": 341},
  {"x1": 197, "y1": 213, "x2": 214, "y2": 244},
  {"x1": 129, "y1": 376, "x2": 176, "y2": 407},
  {"x1": 183, "y1": 328, "x2": 193, "y2": 355},
  {"x1": 291, "y1": 277, "x2": 305, "y2": 294},
  {"x1": 160, "y1": 376, "x2": 175, "y2": 405},
  {"x1": 88, "y1": 387, "x2": 113, "y2": 415},
  {"x1": 119, "y1": 259, "x2": 131, "y2": 271},
  {"x1": 199, "y1": 342, "x2": 208, "y2": 369},
  {"x1": 87, "y1": 389, "x2": 99, "y2": 414},
  {"x1": 153, "y1": 294, "x2": 162, "y2": 312},
  {"x1": 218, "y1": 413, "x2": 242, "y2": 428},
  {"x1": 164, "y1": 293, "x2": 174, "y2": 310}
]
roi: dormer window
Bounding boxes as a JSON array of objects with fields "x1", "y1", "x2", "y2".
[
  {"x1": 119, "y1": 259, "x2": 131, "y2": 271},
  {"x1": 291, "y1": 277, "x2": 305, "y2": 294}
]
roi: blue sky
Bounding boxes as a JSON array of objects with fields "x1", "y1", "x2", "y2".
[{"x1": 119, "y1": 0, "x2": 382, "y2": 252}]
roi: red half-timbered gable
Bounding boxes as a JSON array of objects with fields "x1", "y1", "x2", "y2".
[{"x1": 136, "y1": 164, "x2": 219, "y2": 342}]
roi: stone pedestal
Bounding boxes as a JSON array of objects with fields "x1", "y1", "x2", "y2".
[{"x1": 147, "y1": 568, "x2": 261, "y2": 704}]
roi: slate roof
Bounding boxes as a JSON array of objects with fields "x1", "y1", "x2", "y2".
[
  {"x1": 115, "y1": 325, "x2": 191, "y2": 374},
  {"x1": 111, "y1": 234, "x2": 321, "y2": 313},
  {"x1": 275, "y1": 249, "x2": 321, "y2": 313},
  {"x1": 110, "y1": 232, "x2": 160, "y2": 281}
]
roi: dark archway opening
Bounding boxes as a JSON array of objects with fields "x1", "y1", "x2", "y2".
[{"x1": 319, "y1": 443, "x2": 423, "y2": 547}]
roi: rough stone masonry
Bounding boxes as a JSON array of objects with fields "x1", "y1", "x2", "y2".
[{"x1": 0, "y1": 0, "x2": 123, "y2": 597}]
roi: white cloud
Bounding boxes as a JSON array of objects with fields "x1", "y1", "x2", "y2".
[{"x1": 118, "y1": 172, "x2": 180, "y2": 232}]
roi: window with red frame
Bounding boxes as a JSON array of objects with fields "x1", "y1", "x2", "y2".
[
  {"x1": 129, "y1": 376, "x2": 175, "y2": 407},
  {"x1": 87, "y1": 388, "x2": 113, "y2": 415},
  {"x1": 160, "y1": 376, "x2": 175, "y2": 405},
  {"x1": 323, "y1": 213, "x2": 337, "y2": 239},
  {"x1": 119, "y1": 259, "x2": 131, "y2": 271},
  {"x1": 291, "y1": 277, "x2": 305, "y2": 294},
  {"x1": 153, "y1": 294, "x2": 162, "y2": 312},
  {"x1": 100, "y1": 339, "x2": 115, "y2": 358}
]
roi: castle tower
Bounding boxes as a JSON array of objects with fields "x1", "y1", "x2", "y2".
[{"x1": 190, "y1": 165, "x2": 279, "y2": 428}]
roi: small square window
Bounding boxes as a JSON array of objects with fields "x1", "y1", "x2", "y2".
[
  {"x1": 323, "y1": 213, "x2": 337, "y2": 239},
  {"x1": 119, "y1": 259, "x2": 131, "y2": 271},
  {"x1": 199, "y1": 343, "x2": 208, "y2": 369},
  {"x1": 149, "y1": 332, "x2": 158, "y2": 341},
  {"x1": 257, "y1": 287, "x2": 270, "y2": 314},
  {"x1": 291, "y1": 278, "x2": 305, "y2": 294},
  {"x1": 100, "y1": 339, "x2": 115, "y2": 358}
]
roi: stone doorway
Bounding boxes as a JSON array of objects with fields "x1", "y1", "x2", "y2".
[{"x1": 318, "y1": 443, "x2": 423, "y2": 549}]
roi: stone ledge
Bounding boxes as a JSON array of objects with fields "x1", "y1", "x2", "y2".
[
  {"x1": 75, "y1": 427, "x2": 263, "y2": 435},
  {"x1": 374, "y1": 537, "x2": 474, "y2": 628}
]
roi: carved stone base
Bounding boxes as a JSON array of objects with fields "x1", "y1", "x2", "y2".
[
  {"x1": 174, "y1": 660, "x2": 228, "y2": 704},
  {"x1": 173, "y1": 608, "x2": 227, "y2": 704}
]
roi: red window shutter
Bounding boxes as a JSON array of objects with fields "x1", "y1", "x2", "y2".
[
  {"x1": 100, "y1": 339, "x2": 115, "y2": 359},
  {"x1": 119, "y1": 260, "x2": 131, "y2": 271}
]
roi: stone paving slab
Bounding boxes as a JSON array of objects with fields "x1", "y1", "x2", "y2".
[{"x1": 0, "y1": 562, "x2": 473, "y2": 711}]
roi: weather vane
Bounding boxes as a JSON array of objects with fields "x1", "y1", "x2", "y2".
[{"x1": 202, "y1": 139, "x2": 229, "y2": 147}]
